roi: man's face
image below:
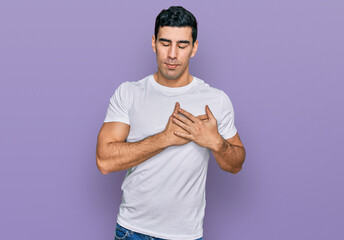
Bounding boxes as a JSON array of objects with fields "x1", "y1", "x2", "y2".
[{"x1": 152, "y1": 26, "x2": 198, "y2": 80}]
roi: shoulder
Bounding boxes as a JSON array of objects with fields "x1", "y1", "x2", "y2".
[
  {"x1": 193, "y1": 76, "x2": 235, "y2": 111},
  {"x1": 193, "y1": 76, "x2": 227, "y2": 97},
  {"x1": 118, "y1": 75, "x2": 150, "y2": 92},
  {"x1": 111, "y1": 75, "x2": 150, "y2": 98},
  {"x1": 108, "y1": 76, "x2": 151, "y2": 109}
]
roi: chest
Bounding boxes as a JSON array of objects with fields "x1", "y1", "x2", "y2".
[{"x1": 126, "y1": 92, "x2": 222, "y2": 142}]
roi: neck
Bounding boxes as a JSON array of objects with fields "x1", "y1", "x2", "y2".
[{"x1": 153, "y1": 70, "x2": 192, "y2": 88}]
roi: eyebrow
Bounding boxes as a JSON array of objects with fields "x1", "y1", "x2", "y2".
[{"x1": 158, "y1": 38, "x2": 190, "y2": 44}]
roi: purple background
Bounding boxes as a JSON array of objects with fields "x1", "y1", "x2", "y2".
[{"x1": 1, "y1": 0, "x2": 343, "y2": 239}]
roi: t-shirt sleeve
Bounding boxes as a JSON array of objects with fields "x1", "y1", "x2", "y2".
[
  {"x1": 217, "y1": 91, "x2": 237, "y2": 139},
  {"x1": 103, "y1": 82, "x2": 131, "y2": 124}
]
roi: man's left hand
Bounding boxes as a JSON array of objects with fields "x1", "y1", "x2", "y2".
[{"x1": 172, "y1": 105, "x2": 222, "y2": 150}]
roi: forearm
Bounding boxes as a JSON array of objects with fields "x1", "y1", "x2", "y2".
[
  {"x1": 96, "y1": 132, "x2": 168, "y2": 174},
  {"x1": 211, "y1": 136, "x2": 246, "y2": 174}
]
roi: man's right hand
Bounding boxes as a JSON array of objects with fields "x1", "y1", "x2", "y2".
[
  {"x1": 97, "y1": 102, "x2": 209, "y2": 174},
  {"x1": 162, "y1": 102, "x2": 208, "y2": 146}
]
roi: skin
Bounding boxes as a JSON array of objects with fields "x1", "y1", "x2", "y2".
[
  {"x1": 173, "y1": 105, "x2": 245, "y2": 173},
  {"x1": 96, "y1": 103, "x2": 207, "y2": 173},
  {"x1": 152, "y1": 26, "x2": 198, "y2": 87},
  {"x1": 96, "y1": 26, "x2": 245, "y2": 174}
]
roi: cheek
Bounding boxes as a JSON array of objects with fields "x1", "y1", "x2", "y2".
[
  {"x1": 155, "y1": 51, "x2": 162, "y2": 61},
  {"x1": 180, "y1": 52, "x2": 192, "y2": 63},
  {"x1": 156, "y1": 49, "x2": 166, "y2": 60}
]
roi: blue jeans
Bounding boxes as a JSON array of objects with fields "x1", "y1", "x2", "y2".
[{"x1": 115, "y1": 223, "x2": 203, "y2": 240}]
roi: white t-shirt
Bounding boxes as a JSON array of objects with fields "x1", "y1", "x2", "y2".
[{"x1": 104, "y1": 75, "x2": 237, "y2": 240}]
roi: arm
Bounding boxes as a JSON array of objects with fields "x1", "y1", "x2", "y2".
[
  {"x1": 96, "y1": 102, "x2": 207, "y2": 174},
  {"x1": 211, "y1": 133, "x2": 246, "y2": 174},
  {"x1": 96, "y1": 122, "x2": 167, "y2": 174}
]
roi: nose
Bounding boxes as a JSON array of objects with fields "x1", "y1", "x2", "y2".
[{"x1": 168, "y1": 44, "x2": 178, "y2": 59}]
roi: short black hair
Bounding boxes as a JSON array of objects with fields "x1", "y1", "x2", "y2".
[{"x1": 154, "y1": 6, "x2": 198, "y2": 44}]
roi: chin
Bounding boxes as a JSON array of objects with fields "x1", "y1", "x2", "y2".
[
  {"x1": 165, "y1": 74, "x2": 180, "y2": 80},
  {"x1": 160, "y1": 71, "x2": 180, "y2": 80},
  {"x1": 163, "y1": 68, "x2": 186, "y2": 80}
]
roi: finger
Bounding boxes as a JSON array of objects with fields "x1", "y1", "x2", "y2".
[
  {"x1": 168, "y1": 102, "x2": 179, "y2": 123},
  {"x1": 205, "y1": 105, "x2": 215, "y2": 119},
  {"x1": 178, "y1": 108, "x2": 199, "y2": 123},
  {"x1": 196, "y1": 114, "x2": 208, "y2": 120},
  {"x1": 173, "y1": 112, "x2": 193, "y2": 126},
  {"x1": 172, "y1": 117, "x2": 191, "y2": 132},
  {"x1": 173, "y1": 102, "x2": 180, "y2": 114},
  {"x1": 173, "y1": 131, "x2": 194, "y2": 140}
]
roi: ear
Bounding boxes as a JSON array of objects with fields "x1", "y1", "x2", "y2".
[
  {"x1": 152, "y1": 35, "x2": 156, "y2": 53},
  {"x1": 191, "y1": 40, "x2": 198, "y2": 58}
]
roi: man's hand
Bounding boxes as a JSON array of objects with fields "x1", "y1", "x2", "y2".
[
  {"x1": 172, "y1": 105, "x2": 222, "y2": 150},
  {"x1": 163, "y1": 102, "x2": 208, "y2": 146}
]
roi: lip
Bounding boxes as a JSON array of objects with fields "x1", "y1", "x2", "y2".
[{"x1": 165, "y1": 63, "x2": 179, "y2": 69}]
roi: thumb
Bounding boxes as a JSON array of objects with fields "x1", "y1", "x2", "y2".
[
  {"x1": 173, "y1": 102, "x2": 180, "y2": 113},
  {"x1": 205, "y1": 105, "x2": 215, "y2": 119}
]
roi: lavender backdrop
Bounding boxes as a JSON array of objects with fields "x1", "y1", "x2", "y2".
[{"x1": 1, "y1": 0, "x2": 343, "y2": 239}]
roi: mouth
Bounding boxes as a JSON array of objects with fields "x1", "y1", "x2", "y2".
[{"x1": 165, "y1": 63, "x2": 179, "y2": 70}]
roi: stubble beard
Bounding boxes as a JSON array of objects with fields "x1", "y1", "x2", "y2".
[
  {"x1": 155, "y1": 48, "x2": 191, "y2": 81},
  {"x1": 158, "y1": 61, "x2": 189, "y2": 81}
]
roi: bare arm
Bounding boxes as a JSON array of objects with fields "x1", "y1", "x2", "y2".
[
  {"x1": 96, "y1": 102, "x2": 207, "y2": 174},
  {"x1": 96, "y1": 122, "x2": 167, "y2": 174},
  {"x1": 211, "y1": 133, "x2": 246, "y2": 174}
]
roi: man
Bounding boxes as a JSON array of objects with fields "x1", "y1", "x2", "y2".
[{"x1": 96, "y1": 6, "x2": 245, "y2": 240}]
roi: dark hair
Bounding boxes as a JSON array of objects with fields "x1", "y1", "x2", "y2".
[{"x1": 154, "y1": 6, "x2": 198, "y2": 44}]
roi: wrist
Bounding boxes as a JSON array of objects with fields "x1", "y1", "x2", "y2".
[
  {"x1": 156, "y1": 131, "x2": 171, "y2": 149},
  {"x1": 210, "y1": 134, "x2": 225, "y2": 152}
]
